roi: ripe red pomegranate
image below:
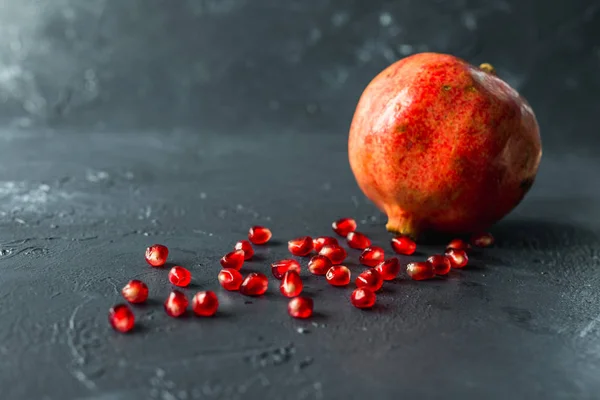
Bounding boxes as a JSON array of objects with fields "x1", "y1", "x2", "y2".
[{"x1": 348, "y1": 53, "x2": 541, "y2": 238}]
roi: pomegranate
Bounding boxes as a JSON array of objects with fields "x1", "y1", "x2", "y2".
[{"x1": 348, "y1": 53, "x2": 541, "y2": 238}]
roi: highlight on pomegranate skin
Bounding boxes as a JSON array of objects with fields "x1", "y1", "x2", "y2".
[
  {"x1": 145, "y1": 244, "x2": 169, "y2": 267},
  {"x1": 406, "y1": 261, "x2": 435, "y2": 281},
  {"x1": 220, "y1": 249, "x2": 245, "y2": 270},
  {"x1": 280, "y1": 270, "x2": 303, "y2": 298},
  {"x1": 234, "y1": 240, "x2": 255, "y2": 260},
  {"x1": 168, "y1": 266, "x2": 192, "y2": 288},
  {"x1": 445, "y1": 248, "x2": 469, "y2": 268},
  {"x1": 164, "y1": 291, "x2": 189, "y2": 318},
  {"x1": 121, "y1": 279, "x2": 149, "y2": 304},
  {"x1": 332, "y1": 218, "x2": 357, "y2": 237},
  {"x1": 351, "y1": 288, "x2": 376, "y2": 309},
  {"x1": 271, "y1": 259, "x2": 301, "y2": 279},
  {"x1": 248, "y1": 226, "x2": 272, "y2": 245},
  {"x1": 427, "y1": 255, "x2": 452, "y2": 276},
  {"x1": 355, "y1": 269, "x2": 383, "y2": 292},
  {"x1": 391, "y1": 236, "x2": 416, "y2": 255},
  {"x1": 319, "y1": 244, "x2": 347, "y2": 265},
  {"x1": 375, "y1": 258, "x2": 401, "y2": 281},
  {"x1": 240, "y1": 273, "x2": 269, "y2": 296},
  {"x1": 346, "y1": 231, "x2": 372, "y2": 250},
  {"x1": 471, "y1": 232, "x2": 494, "y2": 248},
  {"x1": 192, "y1": 291, "x2": 219, "y2": 317},
  {"x1": 288, "y1": 236, "x2": 314, "y2": 257},
  {"x1": 288, "y1": 297, "x2": 314, "y2": 319},
  {"x1": 308, "y1": 255, "x2": 332, "y2": 275},
  {"x1": 326, "y1": 265, "x2": 351, "y2": 287},
  {"x1": 313, "y1": 236, "x2": 339, "y2": 253},
  {"x1": 109, "y1": 304, "x2": 135, "y2": 333},
  {"x1": 218, "y1": 268, "x2": 244, "y2": 291},
  {"x1": 359, "y1": 246, "x2": 385, "y2": 267}
]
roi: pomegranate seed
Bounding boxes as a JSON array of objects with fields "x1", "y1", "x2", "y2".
[
  {"x1": 427, "y1": 254, "x2": 451, "y2": 276},
  {"x1": 288, "y1": 236, "x2": 314, "y2": 256},
  {"x1": 145, "y1": 244, "x2": 169, "y2": 267},
  {"x1": 240, "y1": 272, "x2": 269, "y2": 296},
  {"x1": 346, "y1": 231, "x2": 371, "y2": 250},
  {"x1": 280, "y1": 270, "x2": 303, "y2": 298},
  {"x1": 391, "y1": 236, "x2": 416, "y2": 255},
  {"x1": 359, "y1": 246, "x2": 385, "y2": 267},
  {"x1": 288, "y1": 297, "x2": 313, "y2": 319},
  {"x1": 355, "y1": 269, "x2": 383, "y2": 292},
  {"x1": 218, "y1": 268, "x2": 243, "y2": 291},
  {"x1": 192, "y1": 291, "x2": 219, "y2": 317},
  {"x1": 168, "y1": 266, "x2": 192, "y2": 287},
  {"x1": 447, "y1": 238, "x2": 471, "y2": 251},
  {"x1": 108, "y1": 304, "x2": 135, "y2": 333},
  {"x1": 471, "y1": 232, "x2": 494, "y2": 248},
  {"x1": 164, "y1": 290, "x2": 188, "y2": 318},
  {"x1": 326, "y1": 265, "x2": 351, "y2": 286},
  {"x1": 308, "y1": 255, "x2": 332, "y2": 275},
  {"x1": 406, "y1": 261, "x2": 435, "y2": 280},
  {"x1": 220, "y1": 249, "x2": 245, "y2": 270},
  {"x1": 313, "y1": 236, "x2": 339, "y2": 252},
  {"x1": 350, "y1": 288, "x2": 376, "y2": 309},
  {"x1": 121, "y1": 280, "x2": 149, "y2": 304},
  {"x1": 445, "y1": 248, "x2": 469, "y2": 268},
  {"x1": 271, "y1": 259, "x2": 301, "y2": 279},
  {"x1": 375, "y1": 258, "x2": 401, "y2": 281},
  {"x1": 234, "y1": 240, "x2": 254, "y2": 260},
  {"x1": 319, "y1": 244, "x2": 347, "y2": 265},
  {"x1": 248, "y1": 226, "x2": 272, "y2": 245},
  {"x1": 332, "y1": 217, "x2": 357, "y2": 237}
]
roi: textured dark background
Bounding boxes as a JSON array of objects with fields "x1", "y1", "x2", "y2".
[{"x1": 0, "y1": 1, "x2": 599, "y2": 399}]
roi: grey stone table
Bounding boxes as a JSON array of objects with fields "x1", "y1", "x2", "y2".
[{"x1": 0, "y1": 129, "x2": 598, "y2": 400}]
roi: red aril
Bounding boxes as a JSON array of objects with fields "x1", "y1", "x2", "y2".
[
  {"x1": 447, "y1": 238, "x2": 471, "y2": 251},
  {"x1": 218, "y1": 268, "x2": 243, "y2": 291},
  {"x1": 145, "y1": 244, "x2": 169, "y2": 267},
  {"x1": 271, "y1": 259, "x2": 301, "y2": 279},
  {"x1": 346, "y1": 231, "x2": 371, "y2": 250},
  {"x1": 109, "y1": 304, "x2": 135, "y2": 333},
  {"x1": 121, "y1": 280, "x2": 149, "y2": 304},
  {"x1": 280, "y1": 270, "x2": 303, "y2": 298},
  {"x1": 355, "y1": 269, "x2": 383, "y2": 292},
  {"x1": 391, "y1": 236, "x2": 416, "y2": 255},
  {"x1": 445, "y1": 248, "x2": 469, "y2": 268},
  {"x1": 234, "y1": 240, "x2": 254, "y2": 260},
  {"x1": 350, "y1": 288, "x2": 376, "y2": 309},
  {"x1": 288, "y1": 236, "x2": 314, "y2": 256},
  {"x1": 313, "y1": 236, "x2": 339, "y2": 252},
  {"x1": 192, "y1": 291, "x2": 219, "y2": 317},
  {"x1": 471, "y1": 232, "x2": 494, "y2": 248},
  {"x1": 308, "y1": 255, "x2": 332, "y2": 275},
  {"x1": 332, "y1": 218, "x2": 357, "y2": 237},
  {"x1": 427, "y1": 254, "x2": 451, "y2": 275},
  {"x1": 359, "y1": 246, "x2": 385, "y2": 267},
  {"x1": 168, "y1": 266, "x2": 192, "y2": 287},
  {"x1": 288, "y1": 297, "x2": 313, "y2": 319},
  {"x1": 319, "y1": 245, "x2": 347, "y2": 265},
  {"x1": 248, "y1": 226, "x2": 272, "y2": 245},
  {"x1": 406, "y1": 261, "x2": 435, "y2": 280},
  {"x1": 164, "y1": 291, "x2": 188, "y2": 318},
  {"x1": 326, "y1": 266, "x2": 351, "y2": 287},
  {"x1": 240, "y1": 273, "x2": 269, "y2": 296},
  {"x1": 220, "y1": 250, "x2": 245, "y2": 270},
  {"x1": 375, "y1": 258, "x2": 401, "y2": 281}
]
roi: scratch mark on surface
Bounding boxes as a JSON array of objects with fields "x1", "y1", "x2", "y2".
[
  {"x1": 66, "y1": 299, "x2": 96, "y2": 390},
  {"x1": 579, "y1": 314, "x2": 600, "y2": 338}
]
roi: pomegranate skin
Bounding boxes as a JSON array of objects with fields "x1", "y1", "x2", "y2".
[{"x1": 348, "y1": 53, "x2": 541, "y2": 237}]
